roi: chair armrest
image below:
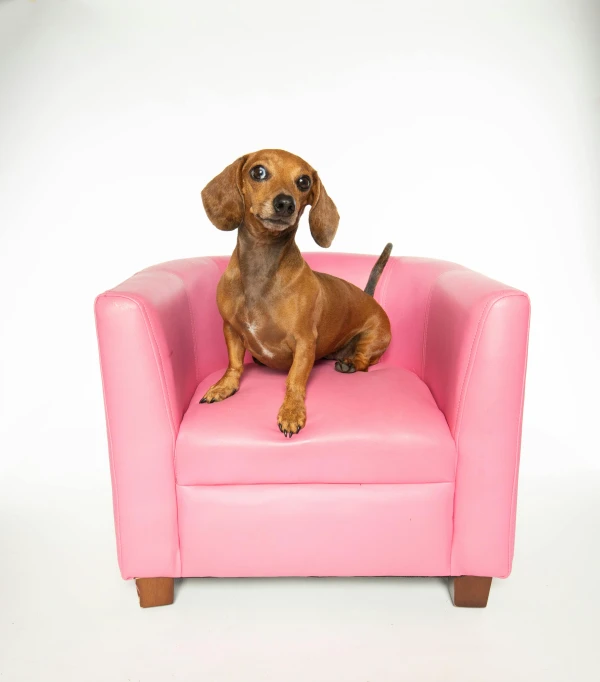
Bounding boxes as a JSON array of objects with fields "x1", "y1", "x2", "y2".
[
  {"x1": 423, "y1": 269, "x2": 530, "y2": 578},
  {"x1": 94, "y1": 256, "x2": 226, "y2": 579}
]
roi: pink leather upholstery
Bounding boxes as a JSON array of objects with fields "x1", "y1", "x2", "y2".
[
  {"x1": 95, "y1": 254, "x2": 530, "y2": 581},
  {"x1": 423, "y1": 270, "x2": 530, "y2": 577},
  {"x1": 178, "y1": 483, "x2": 454, "y2": 577},
  {"x1": 176, "y1": 364, "x2": 456, "y2": 485}
]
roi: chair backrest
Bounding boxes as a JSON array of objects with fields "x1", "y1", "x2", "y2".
[{"x1": 304, "y1": 252, "x2": 463, "y2": 377}]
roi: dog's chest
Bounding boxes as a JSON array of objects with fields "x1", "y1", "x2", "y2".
[
  {"x1": 242, "y1": 317, "x2": 275, "y2": 358},
  {"x1": 234, "y1": 302, "x2": 289, "y2": 364},
  {"x1": 219, "y1": 271, "x2": 293, "y2": 366}
]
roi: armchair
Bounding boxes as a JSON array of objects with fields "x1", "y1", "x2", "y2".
[{"x1": 95, "y1": 253, "x2": 529, "y2": 608}]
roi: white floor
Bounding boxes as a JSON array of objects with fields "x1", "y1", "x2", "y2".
[{"x1": 1, "y1": 472, "x2": 599, "y2": 681}]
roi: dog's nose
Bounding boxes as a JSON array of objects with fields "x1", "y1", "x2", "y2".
[{"x1": 273, "y1": 194, "x2": 295, "y2": 216}]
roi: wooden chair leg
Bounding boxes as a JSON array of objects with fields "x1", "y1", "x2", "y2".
[
  {"x1": 135, "y1": 578, "x2": 174, "y2": 608},
  {"x1": 452, "y1": 576, "x2": 492, "y2": 608}
]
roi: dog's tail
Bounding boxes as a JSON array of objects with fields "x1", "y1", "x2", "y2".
[{"x1": 364, "y1": 243, "x2": 393, "y2": 296}]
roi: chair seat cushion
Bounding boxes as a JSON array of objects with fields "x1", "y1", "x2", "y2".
[{"x1": 175, "y1": 363, "x2": 456, "y2": 485}]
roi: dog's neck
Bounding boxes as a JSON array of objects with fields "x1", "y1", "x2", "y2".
[{"x1": 235, "y1": 224, "x2": 303, "y2": 305}]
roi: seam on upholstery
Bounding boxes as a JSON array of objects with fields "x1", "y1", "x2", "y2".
[
  {"x1": 149, "y1": 268, "x2": 199, "y2": 385},
  {"x1": 453, "y1": 293, "x2": 525, "y2": 448},
  {"x1": 421, "y1": 270, "x2": 455, "y2": 381},
  {"x1": 450, "y1": 292, "x2": 528, "y2": 575},
  {"x1": 421, "y1": 282, "x2": 435, "y2": 380},
  {"x1": 133, "y1": 290, "x2": 182, "y2": 577},
  {"x1": 174, "y1": 480, "x2": 185, "y2": 576},
  {"x1": 94, "y1": 295, "x2": 125, "y2": 575},
  {"x1": 188, "y1": 284, "x2": 199, "y2": 384},
  {"x1": 170, "y1": 258, "x2": 224, "y2": 480},
  {"x1": 449, "y1": 296, "x2": 496, "y2": 575},
  {"x1": 175, "y1": 480, "x2": 455, "y2": 487},
  {"x1": 506, "y1": 295, "x2": 531, "y2": 577},
  {"x1": 452, "y1": 299, "x2": 495, "y2": 444},
  {"x1": 103, "y1": 290, "x2": 182, "y2": 577}
]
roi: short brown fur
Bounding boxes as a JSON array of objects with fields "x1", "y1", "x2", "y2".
[{"x1": 200, "y1": 149, "x2": 391, "y2": 436}]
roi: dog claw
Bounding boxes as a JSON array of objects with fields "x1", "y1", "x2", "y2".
[
  {"x1": 200, "y1": 397, "x2": 206, "y2": 404},
  {"x1": 279, "y1": 423, "x2": 303, "y2": 437}
]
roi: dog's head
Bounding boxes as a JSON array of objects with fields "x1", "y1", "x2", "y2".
[{"x1": 201, "y1": 149, "x2": 339, "y2": 247}]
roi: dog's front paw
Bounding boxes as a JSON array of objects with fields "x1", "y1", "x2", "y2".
[
  {"x1": 200, "y1": 380, "x2": 239, "y2": 404},
  {"x1": 277, "y1": 399, "x2": 306, "y2": 438}
]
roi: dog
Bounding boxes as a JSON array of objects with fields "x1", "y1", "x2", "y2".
[{"x1": 200, "y1": 149, "x2": 392, "y2": 437}]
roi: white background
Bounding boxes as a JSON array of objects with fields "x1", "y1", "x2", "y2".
[
  {"x1": 1, "y1": 0, "x2": 599, "y2": 480},
  {"x1": 1, "y1": 1, "x2": 599, "y2": 680}
]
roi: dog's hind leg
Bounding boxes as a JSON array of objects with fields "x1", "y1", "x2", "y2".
[
  {"x1": 334, "y1": 318, "x2": 390, "y2": 373},
  {"x1": 323, "y1": 336, "x2": 358, "y2": 362}
]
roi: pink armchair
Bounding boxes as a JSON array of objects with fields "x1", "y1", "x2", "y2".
[{"x1": 95, "y1": 253, "x2": 530, "y2": 608}]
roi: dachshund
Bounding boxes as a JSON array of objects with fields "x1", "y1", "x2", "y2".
[{"x1": 200, "y1": 149, "x2": 392, "y2": 437}]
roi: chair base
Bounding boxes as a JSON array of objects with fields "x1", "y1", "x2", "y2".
[
  {"x1": 451, "y1": 576, "x2": 492, "y2": 608},
  {"x1": 133, "y1": 576, "x2": 493, "y2": 608},
  {"x1": 135, "y1": 578, "x2": 174, "y2": 608}
]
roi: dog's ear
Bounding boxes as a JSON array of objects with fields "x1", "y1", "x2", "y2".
[
  {"x1": 308, "y1": 173, "x2": 339, "y2": 248},
  {"x1": 201, "y1": 156, "x2": 247, "y2": 231}
]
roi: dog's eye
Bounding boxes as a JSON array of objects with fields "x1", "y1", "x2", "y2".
[
  {"x1": 250, "y1": 165, "x2": 269, "y2": 182},
  {"x1": 296, "y1": 175, "x2": 311, "y2": 192}
]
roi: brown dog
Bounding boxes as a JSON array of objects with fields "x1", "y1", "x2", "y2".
[{"x1": 200, "y1": 149, "x2": 392, "y2": 437}]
